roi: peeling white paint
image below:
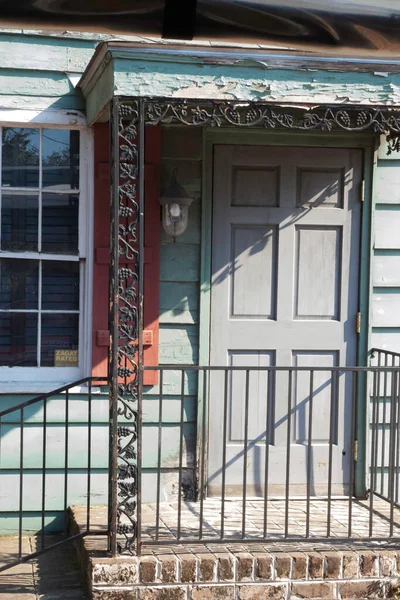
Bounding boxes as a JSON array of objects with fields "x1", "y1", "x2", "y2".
[{"x1": 114, "y1": 60, "x2": 400, "y2": 105}]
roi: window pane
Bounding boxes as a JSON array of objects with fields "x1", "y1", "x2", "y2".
[
  {"x1": 2, "y1": 128, "x2": 39, "y2": 188},
  {"x1": 1, "y1": 193, "x2": 39, "y2": 251},
  {"x1": 0, "y1": 259, "x2": 38, "y2": 310},
  {"x1": 42, "y1": 193, "x2": 79, "y2": 253},
  {"x1": 0, "y1": 313, "x2": 37, "y2": 366},
  {"x1": 41, "y1": 314, "x2": 79, "y2": 367},
  {"x1": 42, "y1": 129, "x2": 79, "y2": 190},
  {"x1": 42, "y1": 262, "x2": 79, "y2": 310}
]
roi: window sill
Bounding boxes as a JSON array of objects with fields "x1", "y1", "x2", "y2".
[{"x1": 0, "y1": 384, "x2": 104, "y2": 395}]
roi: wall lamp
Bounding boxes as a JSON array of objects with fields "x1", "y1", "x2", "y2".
[{"x1": 160, "y1": 168, "x2": 193, "y2": 241}]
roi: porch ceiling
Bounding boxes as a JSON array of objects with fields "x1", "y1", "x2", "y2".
[{"x1": 78, "y1": 42, "x2": 400, "y2": 126}]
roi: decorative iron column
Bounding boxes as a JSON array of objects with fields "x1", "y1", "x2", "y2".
[{"x1": 109, "y1": 98, "x2": 144, "y2": 556}]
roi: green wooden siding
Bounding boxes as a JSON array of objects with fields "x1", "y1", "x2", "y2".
[
  {"x1": 0, "y1": 390, "x2": 108, "y2": 533},
  {"x1": 158, "y1": 126, "x2": 202, "y2": 368},
  {"x1": 368, "y1": 138, "x2": 400, "y2": 494},
  {"x1": 140, "y1": 126, "x2": 202, "y2": 503},
  {"x1": 0, "y1": 32, "x2": 98, "y2": 111},
  {"x1": 0, "y1": 389, "x2": 199, "y2": 532},
  {"x1": 0, "y1": 33, "x2": 94, "y2": 72},
  {"x1": 371, "y1": 139, "x2": 400, "y2": 350}
]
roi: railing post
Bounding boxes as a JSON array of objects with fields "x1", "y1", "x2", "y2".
[
  {"x1": 108, "y1": 98, "x2": 144, "y2": 556},
  {"x1": 355, "y1": 364, "x2": 367, "y2": 498}
]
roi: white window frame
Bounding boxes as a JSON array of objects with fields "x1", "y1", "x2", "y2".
[{"x1": 0, "y1": 113, "x2": 94, "y2": 391}]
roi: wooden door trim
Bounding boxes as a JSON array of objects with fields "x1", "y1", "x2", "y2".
[
  {"x1": 204, "y1": 129, "x2": 376, "y2": 148},
  {"x1": 355, "y1": 143, "x2": 376, "y2": 496}
]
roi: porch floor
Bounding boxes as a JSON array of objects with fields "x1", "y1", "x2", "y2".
[
  {"x1": 70, "y1": 495, "x2": 400, "y2": 552},
  {"x1": 140, "y1": 496, "x2": 400, "y2": 544}
]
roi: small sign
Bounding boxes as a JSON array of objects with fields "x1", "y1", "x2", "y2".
[{"x1": 54, "y1": 349, "x2": 79, "y2": 367}]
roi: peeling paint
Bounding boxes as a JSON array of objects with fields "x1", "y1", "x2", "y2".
[
  {"x1": 114, "y1": 59, "x2": 400, "y2": 105},
  {"x1": 0, "y1": 69, "x2": 75, "y2": 96}
]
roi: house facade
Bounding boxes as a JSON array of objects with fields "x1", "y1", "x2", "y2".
[{"x1": 2, "y1": 25, "x2": 400, "y2": 596}]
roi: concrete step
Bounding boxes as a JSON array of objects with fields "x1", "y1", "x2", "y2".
[{"x1": 0, "y1": 534, "x2": 87, "y2": 600}]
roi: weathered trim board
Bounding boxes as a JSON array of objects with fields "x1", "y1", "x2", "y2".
[{"x1": 80, "y1": 47, "x2": 400, "y2": 124}]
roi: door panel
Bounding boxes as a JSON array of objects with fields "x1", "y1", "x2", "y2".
[
  {"x1": 294, "y1": 226, "x2": 342, "y2": 320},
  {"x1": 231, "y1": 225, "x2": 277, "y2": 319},
  {"x1": 208, "y1": 145, "x2": 362, "y2": 496},
  {"x1": 232, "y1": 166, "x2": 279, "y2": 207},
  {"x1": 228, "y1": 350, "x2": 273, "y2": 442},
  {"x1": 292, "y1": 351, "x2": 338, "y2": 444}
]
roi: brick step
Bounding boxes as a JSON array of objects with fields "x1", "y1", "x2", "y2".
[{"x1": 70, "y1": 506, "x2": 400, "y2": 599}]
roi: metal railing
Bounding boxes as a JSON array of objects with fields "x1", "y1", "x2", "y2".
[
  {"x1": 3, "y1": 355, "x2": 400, "y2": 564},
  {"x1": 369, "y1": 349, "x2": 400, "y2": 534},
  {"x1": 135, "y1": 362, "x2": 400, "y2": 548},
  {"x1": 0, "y1": 377, "x2": 106, "y2": 572}
]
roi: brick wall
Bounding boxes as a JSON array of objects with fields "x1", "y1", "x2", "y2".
[{"x1": 88, "y1": 546, "x2": 400, "y2": 599}]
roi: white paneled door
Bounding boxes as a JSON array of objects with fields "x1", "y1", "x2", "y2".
[{"x1": 208, "y1": 145, "x2": 362, "y2": 496}]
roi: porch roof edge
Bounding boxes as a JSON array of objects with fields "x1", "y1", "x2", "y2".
[
  {"x1": 79, "y1": 40, "x2": 400, "y2": 85},
  {"x1": 79, "y1": 42, "x2": 400, "y2": 124},
  {"x1": 79, "y1": 43, "x2": 114, "y2": 125}
]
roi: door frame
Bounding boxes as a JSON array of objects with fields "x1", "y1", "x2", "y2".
[{"x1": 196, "y1": 128, "x2": 377, "y2": 498}]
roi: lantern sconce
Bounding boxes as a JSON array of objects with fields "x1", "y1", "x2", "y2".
[{"x1": 160, "y1": 168, "x2": 193, "y2": 241}]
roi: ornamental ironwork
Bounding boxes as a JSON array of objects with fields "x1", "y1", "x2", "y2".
[
  {"x1": 109, "y1": 97, "x2": 400, "y2": 557},
  {"x1": 109, "y1": 99, "x2": 141, "y2": 555},
  {"x1": 144, "y1": 101, "x2": 400, "y2": 150}
]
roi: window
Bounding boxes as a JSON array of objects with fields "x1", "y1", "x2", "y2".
[{"x1": 0, "y1": 127, "x2": 89, "y2": 382}]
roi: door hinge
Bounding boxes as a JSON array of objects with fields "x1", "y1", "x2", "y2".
[
  {"x1": 354, "y1": 440, "x2": 358, "y2": 462},
  {"x1": 356, "y1": 312, "x2": 361, "y2": 334},
  {"x1": 360, "y1": 180, "x2": 365, "y2": 202}
]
